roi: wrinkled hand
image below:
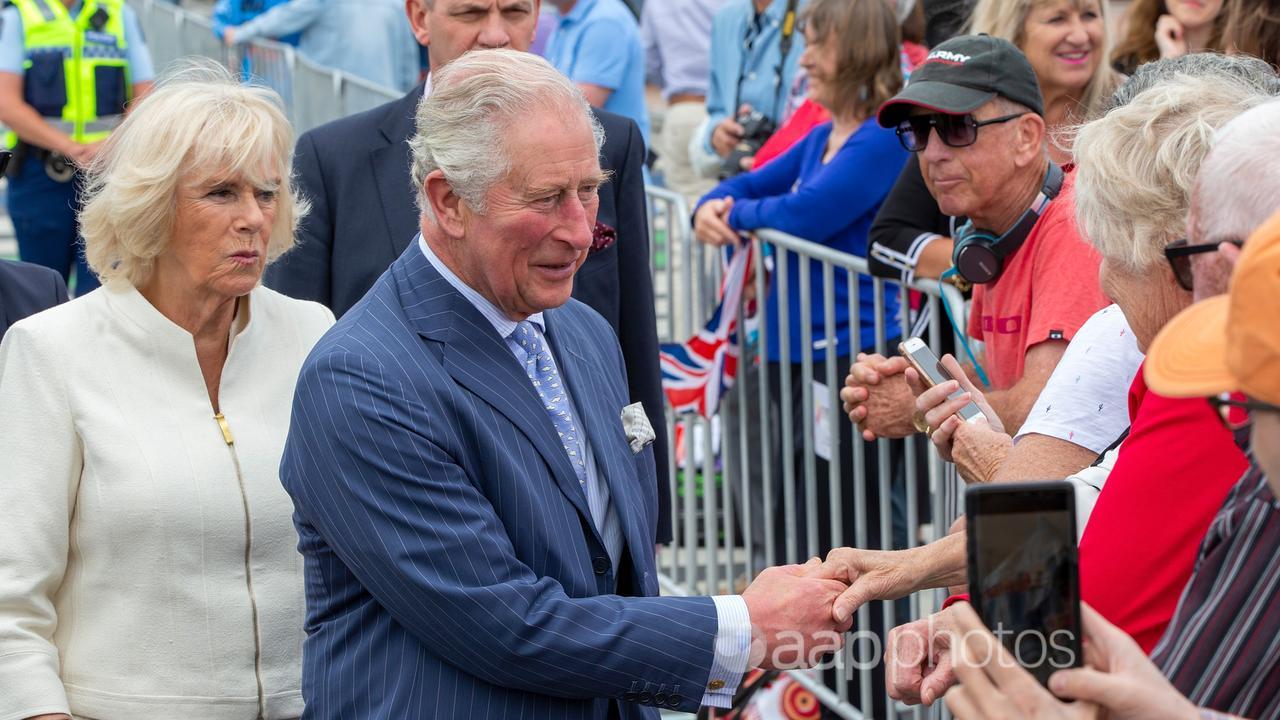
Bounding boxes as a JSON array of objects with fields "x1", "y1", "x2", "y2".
[
  {"x1": 694, "y1": 197, "x2": 739, "y2": 246},
  {"x1": 812, "y1": 547, "x2": 919, "y2": 624},
  {"x1": 904, "y1": 353, "x2": 1003, "y2": 463},
  {"x1": 886, "y1": 604, "x2": 972, "y2": 706},
  {"x1": 841, "y1": 353, "x2": 916, "y2": 441},
  {"x1": 743, "y1": 561, "x2": 852, "y2": 670},
  {"x1": 1047, "y1": 605, "x2": 1201, "y2": 720},
  {"x1": 949, "y1": 421, "x2": 1012, "y2": 484},
  {"x1": 1154, "y1": 14, "x2": 1188, "y2": 58},
  {"x1": 944, "y1": 603, "x2": 1101, "y2": 720}
]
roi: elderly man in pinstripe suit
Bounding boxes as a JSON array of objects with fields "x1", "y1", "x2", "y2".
[{"x1": 279, "y1": 49, "x2": 850, "y2": 719}]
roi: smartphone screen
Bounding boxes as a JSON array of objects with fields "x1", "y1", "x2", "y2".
[
  {"x1": 966, "y1": 482, "x2": 1082, "y2": 688},
  {"x1": 900, "y1": 337, "x2": 984, "y2": 422}
]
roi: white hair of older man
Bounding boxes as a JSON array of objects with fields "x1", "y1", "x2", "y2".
[
  {"x1": 1191, "y1": 99, "x2": 1280, "y2": 248},
  {"x1": 1073, "y1": 73, "x2": 1277, "y2": 272},
  {"x1": 409, "y1": 48, "x2": 605, "y2": 220}
]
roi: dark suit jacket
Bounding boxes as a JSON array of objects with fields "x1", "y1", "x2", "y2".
[
  {"x1": 266, "y1": 86, "x2": 672, "y2": 541},
  {"x1": 280, "y1": 244, "x2": 717, "y2": 719},
  {"x1": 0, "y1": 259, "x2": 68, "y2": 343}
]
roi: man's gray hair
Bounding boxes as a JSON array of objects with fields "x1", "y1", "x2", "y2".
[
  {"x1": 1192, "y1": 99, "x2": 1280, "y2": 246},
  {"x1": 409, "y1": 48, "x2": 605, "y2": 218},
  {"x1": 1104, "y1": 53, "x2": 1280, "y2": 114}
]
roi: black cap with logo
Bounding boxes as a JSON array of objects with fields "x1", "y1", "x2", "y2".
[{"x1": 877, "y1": 34, "x2": 1045, "y2": 127}]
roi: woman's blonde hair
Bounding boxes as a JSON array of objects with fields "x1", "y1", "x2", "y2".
[
  {"x1": 1073, "y1": 72, "x2": 1273, "y2": 271},
  {"x1": 967, "y1": 0, "x2": 1120, "y2": 119},
  {"x1": 80, "y1": 59, "x2": 306, "y2": 286},
  {"x1": 800, "y1": 0, "x2": 903, "y2": 120}
]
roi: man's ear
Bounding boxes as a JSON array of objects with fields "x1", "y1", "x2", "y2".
[
  {"x1": 1013, "y1": 113, "x2": 1048, "y2": 168},
  {"x1": 405, "y1": 0, "x2": 430, "y2": 47},
  {"x1": 424, "y1": 170, "x2": 467, "y2": 237}
]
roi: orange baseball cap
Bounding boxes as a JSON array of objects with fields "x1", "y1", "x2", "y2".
[
  {"x1": 1146, "y1": 208, "x2": 1280, "y2": 404},
  {"x1": 1146, "y1": 206, "x2": 1280, "y2": 404}
]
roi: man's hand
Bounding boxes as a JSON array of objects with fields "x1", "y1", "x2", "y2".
[
  {"x1": 742, "y1": 562, "x2": 852, "y2": 670},
  {"x1": 694, "y1": 197, "x2": 739, "y2": 246},
  {"x1": 62, "y1": 140, "x2": 103, "y2": 167},
  {"x1": 943, "y1": 603, "x2": 1101, "y2": 720},
  {"x1": 841, "y1": 353, "x2": 916, "y2": 441},
  {"x1": 1046, "y1": 605, "x2": 1203, "y2": 720},
  {"x1": 711, "y1": 104, "x2": 752, "y2": 157},
  {"x1": 949, "y1": 421, "x2": 1012, "y2": 484},
  {"x1": 812, "y1": 547, "x2": 919, "y2": 624},
  {"x1": 886, "y1": 604, "x2": 971, "y2": 706},
  {"x1": 223, "y1": 26, "x2": 239, "y2": 46}
]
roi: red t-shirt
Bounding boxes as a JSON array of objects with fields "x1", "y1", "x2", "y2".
[
  {"x1": 1078, "y1": 365, "x2": 1249, "y2": 653},
  {"x1": 966, "y1": 173, "x2": 1110, "y2": 389}
]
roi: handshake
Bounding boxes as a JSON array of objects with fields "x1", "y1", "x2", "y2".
[{"x1": 739, "y1": 550, "x2": 911, "y2": 671}]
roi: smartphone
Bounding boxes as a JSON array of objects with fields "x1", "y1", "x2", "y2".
[
  {"x1": 899, "y1": 337, "x2": 985, "y2": 423},
  {"x1": 0, "y1": 151, "x2": 10, "y2": 176},
  {"x1": 966, "y1": 482, "x2": 1083, "y2": 688}
]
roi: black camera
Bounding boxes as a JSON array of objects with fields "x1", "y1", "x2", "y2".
[{"x1": 718, "y1": 110, "x2": 776, "y2": 179}]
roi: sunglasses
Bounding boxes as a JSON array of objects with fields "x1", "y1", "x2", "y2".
[
  {"x1": 894, "y1": 112, "x2": 1029, "y2": 153},
  {"x1": 1164, "y1": 238, "x2": 1244, "y2": 291}
]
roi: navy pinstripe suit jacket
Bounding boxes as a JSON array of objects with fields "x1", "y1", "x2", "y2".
[{"x1": 280, "y1": 244, "x2": 720, "y2": 718}]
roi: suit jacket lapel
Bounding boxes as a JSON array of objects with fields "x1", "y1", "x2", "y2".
[
  {"x1": 546, "y1": 312, "x2": 651, "y2": 572},
  {"x1": 393, "y1": 247, "x2": 595, "y2": 526},
  {"x1": 372, "y1": 87, "x2": 425, "y2": 261}
]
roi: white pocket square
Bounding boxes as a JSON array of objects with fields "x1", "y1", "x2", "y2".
[{"x1": 620, "y1": 402, "x2": 655, "y2": 453}]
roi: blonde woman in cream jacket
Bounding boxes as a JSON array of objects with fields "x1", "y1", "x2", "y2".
[{"x1": 0, "y1": 63, "x2": 333, "y2": 720}]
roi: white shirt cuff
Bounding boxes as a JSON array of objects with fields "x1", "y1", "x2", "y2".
[{"x1": 701, "y1": 594, "x2": 752, "y2": 708}]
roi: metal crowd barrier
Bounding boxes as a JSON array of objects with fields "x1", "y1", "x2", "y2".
[
  {"x1": 647, "y1": 186, "x2": 967, "y2": 719},
  {"x1": 126, "y1": 0, "x2": 402, "y2": 134}
]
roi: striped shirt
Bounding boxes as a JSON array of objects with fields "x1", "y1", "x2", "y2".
[{"x1": 1152, "y1": 447, "x2": 1280, "y2": 719}]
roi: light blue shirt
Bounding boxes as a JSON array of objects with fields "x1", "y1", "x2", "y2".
[
  {"x1": 417, "y1": 235, "x2": 751, "y2": 707},
  {"x1": 235, "y1": 0, "x2": 418, "y2": 92},
  {"x1": 639, "y1": 0, "x2": 730, "y2": 101},
  {"x1": 0, "y1": 2, "x2": 154, "y2": 80},
  {"x1": 701, "y1": 0, "x2": 805, "y2": 154},
  {"x1": 546, "y1": 0, "x2": 651, "y2": 143}
]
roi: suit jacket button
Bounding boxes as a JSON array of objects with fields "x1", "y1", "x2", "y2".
[
  {"x1": 638, "y1": 691, "x2": 652, "y2": 704},
  {"x1": 707, "y1": 679, "x2": 726, "y2": 691},
  {"x1": 623, "y1": 691, "x2": 638, "y2": 703},
  {"x1": 653, "y1": 692, "x2": 667, "y2": 705},
  {"x1": 593, "y1": 557, "x2": 610, "y2": 574},
  {"x1": 668, "y1": 694, "x2": 683, "y2": 706}
]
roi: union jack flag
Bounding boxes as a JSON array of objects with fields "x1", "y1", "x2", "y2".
[{"x1": 659, "y1": 243, "x2": 761, "y2": 418}]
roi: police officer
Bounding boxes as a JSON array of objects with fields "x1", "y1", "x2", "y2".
[{"x1": 0, "y1": 0, "x2": 153, "y2": 294}]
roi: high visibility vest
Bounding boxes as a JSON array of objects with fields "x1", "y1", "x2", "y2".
[{"x1": 3, "y1": 0, "x2": 131, "y2": 149}]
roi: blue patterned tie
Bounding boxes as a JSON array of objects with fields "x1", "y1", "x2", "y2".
[{"x1": 512, "y1": 321, "x2": 588, "y2": 485}]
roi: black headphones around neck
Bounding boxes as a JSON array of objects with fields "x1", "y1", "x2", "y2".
[{"x1": 951, "y1": 162, "x2": 1064, "y2": 285}]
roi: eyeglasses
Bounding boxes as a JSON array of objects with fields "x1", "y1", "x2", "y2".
[
  {"x1": 1164, "y1": 238, "x2": 1244, "y2": 291},
  {"x1": 1208, "y1": 394, "x2": 1280, "y2": 431},
  {"x1": 894, "y1": 112, "x2": 1029, "y2": 153}
]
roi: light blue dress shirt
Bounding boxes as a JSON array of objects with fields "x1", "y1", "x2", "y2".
[
  {"x1": 234, "y1": 0, "x2": 418, "y2": 92},
  {"x1": 418, "y1": 235, "x2": 752, "y2": 707},
  {"x1": 639, "y1": 0, "x2": 730, "y2": 101},
  {"x1": 700, "y1": 0, "x2": 805, "y2": 154},
  {"x1": 0, "y1": 2, "x2": 154, "y2": 80},
  {"x1": 546, "y1": 0, "x2": 651, "y2": 143}
]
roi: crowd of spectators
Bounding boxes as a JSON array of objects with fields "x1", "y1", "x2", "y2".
[{"x1": 1, "y1": 0, "x2": 1280, "y2": 718}]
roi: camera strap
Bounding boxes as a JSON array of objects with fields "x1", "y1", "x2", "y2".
[{"x1": 732, "y1": 0, "x2": 799, "y2": 122}]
